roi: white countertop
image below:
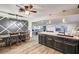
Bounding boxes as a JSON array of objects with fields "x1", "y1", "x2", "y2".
[{"x1": 39, "y1": 32, "x2": 79, "y2": 40}]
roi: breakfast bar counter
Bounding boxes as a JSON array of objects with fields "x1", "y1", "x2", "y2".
[{"x1": 38, "y1": 32, "x2": 79, "y2": 54}]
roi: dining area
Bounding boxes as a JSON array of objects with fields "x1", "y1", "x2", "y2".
[
  {"x1": 0, "y1": 15, "x2": 30, "y2": 48},
  {"x1": 0, "y1": 31, "x2": 30, "y2": 47}
]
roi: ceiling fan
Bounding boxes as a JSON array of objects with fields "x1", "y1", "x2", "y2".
[{"x1": 16, "y1": 4, "x2": 37, "y2": 14}]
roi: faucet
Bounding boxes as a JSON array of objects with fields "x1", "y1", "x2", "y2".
[
  {"x1": 62, "y1": 26, "x2": 65, "y2": 35},
  {"x1": 63, "y1": 27, "x2": 65, "y2": 35}
]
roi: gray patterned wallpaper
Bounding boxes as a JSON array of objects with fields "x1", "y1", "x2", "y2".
[{"x1": 0, "y1": 18, "x2": 28, "y2": 35}]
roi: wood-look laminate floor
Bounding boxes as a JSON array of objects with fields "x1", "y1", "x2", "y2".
[{"x1": 0, "y1": 40, "x2": 62, "y2": 54}]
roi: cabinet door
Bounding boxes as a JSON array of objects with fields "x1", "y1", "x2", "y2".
[
  {"x1": 64, "y1": 43, "x2": 77, "y2": 54},
  {"x1": 46, "y1": 36, "x2": 54, "y2": 48},
  {"x1": 39, "y1": 34, "x2": 46, "y2": 45},
  {"x1": 38, "y1": 35, "x2": 42, "y2": 44},
  {"x1": 54, "y1": 37, "x2": 65, "y2": 53},
  {"x1": 41, "y1": 35, "x2": 46, "y2": 45},
  {"x1": 64, "y1": 39, "x2": 78, "y2": 54}
]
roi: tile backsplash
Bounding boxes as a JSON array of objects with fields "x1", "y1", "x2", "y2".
[{"x1": 0, "y1": 18, "x2": 28, "y2": 35}]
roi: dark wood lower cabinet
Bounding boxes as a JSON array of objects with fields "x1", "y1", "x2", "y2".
[
  {"x1": 46, "y1": 36, "x2": 54, "y2": 48},
  {"x1": 64, "y1": 39, "x2": 79, "y2": 54},
  {"x1": 38, "y1": 34, "x2": 79, "y2": 54},
  {"x1": 39, "y1": 34, "x2": 46, "y2": 45},
  {"x1": 38, "y1": 35, "x2": 42, "y2": 44},
  {"x1": 54, "y1": 40, "x2": 65, "y2": 53},
  {"x1": 64, "y1": 43, "x2": 77, "y2": 54}
]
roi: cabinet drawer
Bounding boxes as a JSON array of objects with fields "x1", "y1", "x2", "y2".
[
  {"x1": 64, "y1": 43, "x2": 77, "y2": 54},
  {"x1": 54, "y1": 40, "x2": 65, "y2": 53},
  {"x1": 46, "y1": 36, "x2": 54, "y2": 48},
  {"x1": 46, "y1": 40, "x2": 54, "y2": 48}
]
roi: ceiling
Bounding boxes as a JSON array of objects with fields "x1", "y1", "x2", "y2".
[
  {"x1": 0, "y1": 4, "x2": 78, "y2": 22},
  {"x1": 32, "y1": 15, "x2": 79, "y2": 26}
]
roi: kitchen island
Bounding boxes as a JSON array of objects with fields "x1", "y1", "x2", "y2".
[{"x1": 38, "y1": 32, "x2": 79, "y2": 54}]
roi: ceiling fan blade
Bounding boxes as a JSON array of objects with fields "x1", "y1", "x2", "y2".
[
  {"x1": 16, "y1": 14, "x2": 24, "y2": 17},
  {"x1": 19, "y1": 8, "x2": 25, "y2": 12},
  {"x1": 16, "y1": 5, "x2": 21, "y2": 8},
  {"x1": 77, "y1": 4, "x2": 79, "y2": 8},
  {"x1": 8, "y1": 13, "x2": 15, "y2": 15},
  {"x1": 30, "y1": 10, "x2": 37, "y2": 13},
  {"x1": 16, "y1": 5, "x2": 25, "y2": 12}
]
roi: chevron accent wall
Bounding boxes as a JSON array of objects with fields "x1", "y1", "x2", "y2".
[{"x1": 0, "y1": 18, "x2": 28, "y2": 35}]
